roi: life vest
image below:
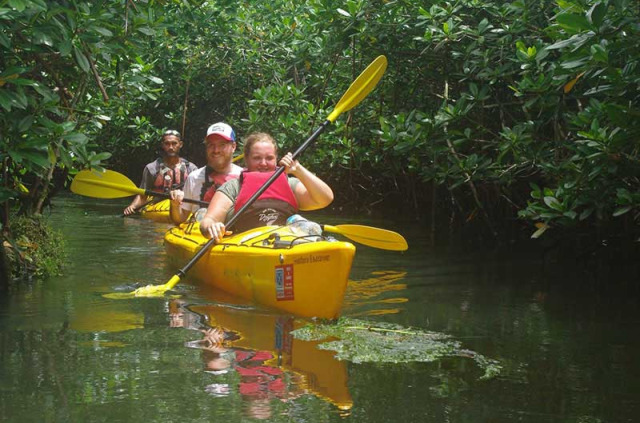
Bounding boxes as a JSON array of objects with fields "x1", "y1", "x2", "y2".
[
  {"x1": 200, "y1": 166, "x2": 240, "y2": 202},
  {"x1": 152, "y1": 158, "x2": 192, "y2": 192},
  {"x1": 232, "y1": 171, "x2": 298, "y2": 232}
]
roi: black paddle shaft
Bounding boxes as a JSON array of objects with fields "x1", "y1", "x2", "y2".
[
  {"x1": 141, "y1": 189, "x2": 209, "y2": 207},
  {"x1": 176, "y1": 120, "x2": 331, "y2": 277}
]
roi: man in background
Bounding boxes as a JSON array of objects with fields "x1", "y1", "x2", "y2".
[{"x1": 123, "y1": 129, "x2": 197, "y2": 215}]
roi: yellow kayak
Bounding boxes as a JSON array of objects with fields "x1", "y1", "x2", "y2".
[
  {"x1": 164, "y1": 223, "x2": 356, "y2": 319},
  {"x1": 139, "y1": 198, "x2": 172, "y2": 223}
]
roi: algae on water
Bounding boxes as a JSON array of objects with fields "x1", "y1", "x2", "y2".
[{"x1": 291, "y1": 317, "x2": 501, "y2": 380}]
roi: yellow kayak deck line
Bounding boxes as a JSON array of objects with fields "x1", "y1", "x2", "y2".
[{"x1": 164, "y1": 223, "x2": 356, "y2": 319}]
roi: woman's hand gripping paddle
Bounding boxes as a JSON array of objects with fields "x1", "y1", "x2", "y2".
[{"x1": 105, "y1": 55, "x2": 389, "y2": 299}]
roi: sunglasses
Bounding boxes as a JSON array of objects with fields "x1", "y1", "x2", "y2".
[{"x1": 163, "y1": 129, "x2": 181, "y2": 138}]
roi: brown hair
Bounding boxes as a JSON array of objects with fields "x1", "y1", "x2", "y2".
[{"x1": 242, "y1": 132, "x2": 278, "y2": 158}]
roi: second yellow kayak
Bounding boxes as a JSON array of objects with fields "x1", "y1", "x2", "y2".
[{"x1": 139, "y1": 198, "x2": 172, "y2": 223}]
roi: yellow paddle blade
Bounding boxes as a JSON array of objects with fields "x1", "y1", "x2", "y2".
[
  {"x1": 102, "y1": 275, "x2": 181, "y2": 299},
  {"x1": 103, "y1": 291, "x2": 181, "y2": 300},
  {"x1": 71, "y1": 169, "x2": 144, "y2": 199},
  {"x1": 103, "y1": 292, "x2": 138, "y2": 300},
  {"x1": 324, "y1": 224, "x2": 408, "y2": 251},
  {"x1": 327, "y1": 55, "x2": 388, "y2": 123}
]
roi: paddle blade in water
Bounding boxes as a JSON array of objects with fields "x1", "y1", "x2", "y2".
[
  {"x1": 104, "y1": 275, "x2": 182, "y2": 299},
  {"x1": 132, "y1": 282, "x2": 173, "y2": 297},
  {"x1": 103, "y1": 292, "x2": 137, "y2": 300},
  {"x1": 71, "y1": 169, "x2": 142, "y2": 199},
  {"x1": 102, "y1": 291, "x2": 181, "y2": 300}
]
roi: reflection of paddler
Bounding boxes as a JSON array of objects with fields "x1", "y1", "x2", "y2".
[
  {"x1": 235, "y1": 350, "x2": 287, "y2": 397},
  {"x1": 191, "y1": 304, "x2": 353, "y2": 411}
]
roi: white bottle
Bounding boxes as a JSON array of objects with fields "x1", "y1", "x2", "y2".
[{"x1": 286, "y1": 214, "x2": 322, "y2": 236}]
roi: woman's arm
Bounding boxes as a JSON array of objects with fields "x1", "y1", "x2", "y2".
[
  {"x1": 199, "y1": 190, "x2": 233, "y2": 241},
  {"x1": 280, "y1": 152, "x2": 333, "y2": 210}
]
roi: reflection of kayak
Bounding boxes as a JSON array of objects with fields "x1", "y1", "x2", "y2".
[
  {"x1": 164, "y1": 223, "x2": 356, "y2": 319},
  {"x1": 191, "y1": 304, "x2": 353, "y2": 410},
  {"x1": 139, "y1": 198, "x2": 172, "y2": 223},
  {"x1": 70, "y1": 307, "x2": 144, "y2": 333}
]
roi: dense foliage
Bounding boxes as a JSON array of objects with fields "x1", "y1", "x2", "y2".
[
  {"x1": 4, "y1": 215, "x2": 65, "y2": 279},
  {"x1": 2, "y1": 0, "x2": 639, "y2": 251}
]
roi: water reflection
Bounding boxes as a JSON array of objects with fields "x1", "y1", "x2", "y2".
[
  {"x1": 343, "y1": 270, "x2": 408, "y2": 317},
  {"x1": 168, "y1": 299, "x2": 353, "y2": 418},
  {"x1": 3, "y1": 196, "x2": 639, "y2": 423}
]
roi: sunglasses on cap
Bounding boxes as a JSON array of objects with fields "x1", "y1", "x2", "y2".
[{"x1": 162, "y1": 129, "x2": 181, "y2": 138}]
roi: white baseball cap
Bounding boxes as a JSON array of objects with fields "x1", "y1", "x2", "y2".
[{"x1": 205, "y1": 122, "x2": 236, "y2": 142}]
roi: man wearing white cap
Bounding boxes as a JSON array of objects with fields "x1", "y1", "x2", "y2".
[{"x1": 169, "y1": 122, "x2": 242, "y2": 224}]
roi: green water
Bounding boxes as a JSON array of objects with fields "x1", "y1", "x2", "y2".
[{"x1": 1, "y1": 195, "x2": 639, "y2": 422}]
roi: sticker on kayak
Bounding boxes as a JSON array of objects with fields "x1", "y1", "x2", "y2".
[{"x1": 275, "y1": 264, "x2": 294, "y2": 301}]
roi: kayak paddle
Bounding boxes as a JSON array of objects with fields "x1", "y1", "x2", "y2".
[
  {"x1": 71, "y1": 154, "x2": 244, "y2": 206},
  {"x1": 71, "y1": 169, "x2": 209, "y2": 207},
  {"x1": 323, "y1": 224, "x2": 408, "y2": 251},
  {"x1": 106, "y1": 55, "x2": 388, "y2": 299}
]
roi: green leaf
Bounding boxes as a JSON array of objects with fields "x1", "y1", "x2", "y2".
[
  {"x1": 0, "y1": 90, "x2": 13, "y2": 112},
  {"x1": 90, "y1": 152, "x2": 112, "y2": 162},
  {"x1": 556, "y1": 13, "x2": 591, "y2": 32},
  {"x1": 18, "y1": 115, "x2": 33, "y2": 132},
  {"x1": 0, "y1": 67, "x2": 27, "y2": 78},
  {"x1": 336, "y1": 8, "x2": 351, "y2": 17},
  {"x1": 64, "y1": 133, "x2": 88, "y2": 144},
  {"x1": 92, "y1": 27, "x2": 113, "y2": 37},
  {"x1": 32, "y1": 30, "x2": 53, "y2": 46},
  {"x1": 531, "y1": 223, "x2": 549, "y2": 239},
  {"x1": 587, "y1": 2, "x2": 607, "y2": 27},
  {"x1": 590, "y1": 44, "x2": 608, "y2": 62},
  {"x1": 579, "y1": 208, "x2": 594, "y2": 220},
  {"x1": 613, "y1": 206, "x2": 632, "y2": 217},
  {"x1": 12, "y1": 87, "x2": 28, "y2": 109},
  {"x1": 584, "y1": 85, "x2": 612, "y2": 95},
  {"x1": 10, "y1": 78, "x2": 38, "y2": 86},
  {"x1": 0, "y1": 31, "x2": 10, "y2": 49},
  {"x1": 561, "y1": 58, "x2": 589, "y2": 69},
  {"x1": 8, "y1": 0, "x2": 26, "y2": 12},
  {"x1": 544, "y1": 196, "x2": 563, "y2": 211},
  {"x1": 59, "y1": 40, "x2": 72, "y2": 56},
  {"x1": 73, "y1": 46, "x2": 90, "y2": 73},
  {"x1": 137, "y1": 27, "x2": 155, "y2": 36},
  {"x1": 10, "y1": 148, "x2": 49, "y2": 168},
  {"x1": 547, "y1": 33, "x2": 592, "y2": 50}
]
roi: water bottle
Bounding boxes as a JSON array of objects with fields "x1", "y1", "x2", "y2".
[{"x1": 286, "y1": 214, "x2": 322, "y2": 236}]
